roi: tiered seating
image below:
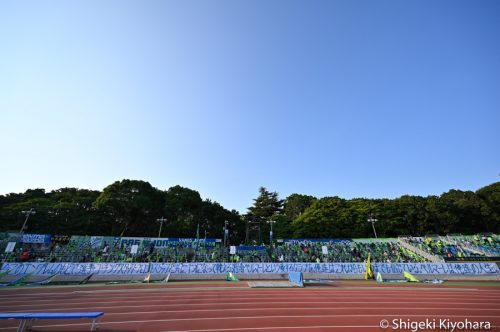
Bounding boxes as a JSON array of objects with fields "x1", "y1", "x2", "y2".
[
  {"x1": 0, "y1": 235, "x2": 226, "y2": 263},
  {"x1": 447, "y1": 234, "x2": 500, "y2": 257},
  {"x1": 232, "y1": 246, "x2": 271, "y2": 262},
  {"x1": 2, "y1": 232, "x2": 497, "y2": 263},
  {"x1": 149, "y1": 243, "x2": 226, "y2": 263},
  {"x1": 272, "y1": 240, "x2": 427, "y2": 263},
  {"x1": 405, "y1": 236, "x2": 485, "y2": 259}
]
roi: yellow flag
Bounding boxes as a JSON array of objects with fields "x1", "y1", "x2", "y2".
[
  {"x1": 403, "y1": 271, "x2": 419, "y2": 282},
  {"x1": 365, "y1": 253, "x2": 374, "y2": 280},
  {"x1": 226, "y1": 272, "x2": 239, "y2": 281}
]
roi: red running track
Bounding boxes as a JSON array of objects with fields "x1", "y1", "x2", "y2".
[{"x1": 0, "y1": 281, "x2": 499, "y2": 332}]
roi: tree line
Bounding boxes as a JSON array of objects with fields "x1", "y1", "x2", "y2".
[{"x1": 0, "y1": 180, "x2": 498, "y2": 244}]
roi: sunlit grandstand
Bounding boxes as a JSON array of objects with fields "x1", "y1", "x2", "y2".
[{"x1": 2, "y1": 232, "x2": 498, "y2": 264}]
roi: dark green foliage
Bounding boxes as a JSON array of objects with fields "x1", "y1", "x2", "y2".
[
  {"x1": 247, "y1": 187, "x2": 284, "y2": 222},
  {"x1": 246, "y1": 187, "x2": 284, "y2": 243},
  {"x1": 94, "y1": 180, "x2": 165, "y2": 236},
  {"x1": 200, "y1": 200, "x2": 243, "y2": 244},
  {"x1": 48, "y1": 188, "x2": 100, "y2": 235},
  {"x1": 283, "y1": 194, "x2": 317, "y2": 221},
  {"x1": 476, "y1": 182, "x2": 500, "y2": 232},
  {"x1": 0, "y1": 181, "x2": 498, "y2": 240},
  {"x1": 0, "y1": 188, "x2": 100, "y2": 235},
  {"x1": 290, "y1": 183, "x2": 499, "y2": 238},
  {"x1": 163, "y1": 185, "x2": 203, "y2": 237}
]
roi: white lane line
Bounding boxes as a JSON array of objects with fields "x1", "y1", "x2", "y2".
[
  {"x1": 160, "y1": 324, "x2": 500, "y2": 332},
  {"x1": 0, "y1": 287, "x2": 492, "y2": 299},
  {"x1": 2, "y1": 293, "x2": 500, "y2": 307},
  {"x1": 0, "y1": 314, "x2": 498, "y2": 331},
  {"x1": 78, "y1": 307, "x2": 500, "y2": 315},
  {"x1": 70, "y1": 288, "x2": 494, "y2": 296},
  {"x1": 2, "y1": 298, "x2": 499, "y2": 310},
  {"x1": 160, "y1": 326, "x2": 380, "y2": 332},
  {"x1": 10, "y1": 291, "x2": 491, "y2": 302},
  {"x1": 0, "y1": 288, "x2": 500, "y2": 302},
  {"x1": 4, "y1": 306, "x2": 500, "y2": 316},
  {"x1": 4, "y1": 300, "x2": 500, "y2": 312}
]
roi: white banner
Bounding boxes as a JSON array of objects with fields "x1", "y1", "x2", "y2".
[
  {"x1": 5, "y1": 242, "x2": 16, "y2": 253},
  {"x1": 1, "y1": 262, "x2": 499, "y2": 276}
]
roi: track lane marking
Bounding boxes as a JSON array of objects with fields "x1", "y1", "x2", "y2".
[
  {"x1": 3, "y1": 306, "x2": 499, "y2": 316},
  {"x1": 0, "y1": 314, "x2": 498, "y2": 331},
  {"x1": 2, "y1": 298, "x2": 499, "y2": 311},
  {"x1": 2, "y1": 293, "x2": 500, "y2": 307}
]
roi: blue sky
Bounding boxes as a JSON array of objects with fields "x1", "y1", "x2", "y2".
[{"x1": 1, "y1": 0, "x2": 499, "y2": 213}]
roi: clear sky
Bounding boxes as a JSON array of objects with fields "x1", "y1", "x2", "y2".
[{"x1": 1, "y1": 0, "x2": 499, "y2": 213}]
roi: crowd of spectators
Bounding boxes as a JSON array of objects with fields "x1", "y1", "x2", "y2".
[
  {"x1": 450, "y1": 234, "x2": 499, "y2": 257},
  {"x1": 1, "y1": 233, "x2": 497, "y2": 264},
  {"x1": 403, "y1": 234, "x2": 499, "y2": 259},
  {"x1": 270, "y1": 240, "x2": 427, "y2": 263},
  {"x1": 1, "y1": 238, "x2": 227, "y2": 264}
]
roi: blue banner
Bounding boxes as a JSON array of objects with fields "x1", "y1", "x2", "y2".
[
  {"x1": 236, "y1": 245, "x2": 267, "y2": 252},
  {"x1": 118, "y1": 237, "x2": 218, "y2": 248},
  {"x1": 283, "y1": 239, "x2": 352, "y2": 244},
  {"x1": 21, "y1": 234, "x2": 51, "y2": 244}
]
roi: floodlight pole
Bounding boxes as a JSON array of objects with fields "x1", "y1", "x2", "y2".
[
  {"x1": 223, "y1": 220, "x2": 229, "y2": 247},
  {"x1": 267, "y1": 220, "x2": 276, "y2": 244},
  {"x1": 367, "y1": 215, "x2": 378, "y2": 238},
  {"x1": 20, "y1": 208, "x2": 36, "y2": 235},
  {"x1": 156, "y1": 217, "x2": 167, "y2": 238}
]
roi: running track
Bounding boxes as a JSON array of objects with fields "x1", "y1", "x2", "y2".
[{"x1": 0, "y1": 281, "x2": 499, "y2": 331}]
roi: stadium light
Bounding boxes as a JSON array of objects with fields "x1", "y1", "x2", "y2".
[
  {"x1": 223, "y1": 220, "x2": 229, "y2": 247},
  {"x1": 156, "y1": 217, "x2": 167, "y2": 238},
  {"x1": 367, "y1": 215, "x2": 378, "y2": 238},
  {"x1": 267, "y1": 220, "x2": 276, "y2": 244},
  {"x1": 20, "y1": 208, "x2": 36, "y2": 235}
]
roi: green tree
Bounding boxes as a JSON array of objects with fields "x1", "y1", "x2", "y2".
[
  {"x1": 247, "y1": 187, "x2": 283, "y2": 220},
  {"x1": 0, "y1": 189, "x2": 53, "y2": 234},
  {"x1": 246, "y1": 187, "x2": 284, "y2": 243},
  {"x1": 163, "y1": 185, "x2": 203, "y2": 237},
  {"x1": 392, "y1": 195, "x2": 428, "y2": 236},
  {"x1": 292, "y1": 197, "x2": 350, "y2": 238},
  {"x1": 345, "y1": 198, "x2": 377, "y2": 238},
  {"x1": 476, "y1": 182, "x2": 500, "y2": 233},
  {"x1": 200, "y1": 200, "x2": 243, "y2": 244},
  {"x1": 93, "y1": 179, "x2": 165, "y2": 236},
  {"x1": 47, "y1": 188, "x2": 100, "y2": 235},
  {"x1": 283, "y1": 194, "x2": 317, "y2": 221}
]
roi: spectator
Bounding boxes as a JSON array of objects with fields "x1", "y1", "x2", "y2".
[{"x1": 20, "y1": 248, "x2": 30, "y2": 262}]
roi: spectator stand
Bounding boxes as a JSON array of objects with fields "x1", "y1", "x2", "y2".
[{"x1": 398, "y1": 236, "x2": 445, "y2": 263}]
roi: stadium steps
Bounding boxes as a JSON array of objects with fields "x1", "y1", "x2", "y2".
[{"x1": 398, "y1": 238, "x2": 444, "y2": 263}]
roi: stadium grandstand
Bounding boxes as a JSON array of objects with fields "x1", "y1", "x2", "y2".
[{"x1": 1, "y1": 232, "x2": 498, "y2": 264}]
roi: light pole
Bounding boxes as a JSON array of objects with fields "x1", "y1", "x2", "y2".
[
  {"x1": 267, "y1": 220, "x2": 276, "y2": 244},
  {"x1": 156, "y1": 217, "x2": 167, "y2": 238},
  {"x1": 367, "y1": 214, "x2": 378, "y2": 238},
  {"x1": 20, "y1": 208, "x2": 36, "y2": 235},
  {"x1": 223, "y1": 220, "x2": 229, "y2": 247}
]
